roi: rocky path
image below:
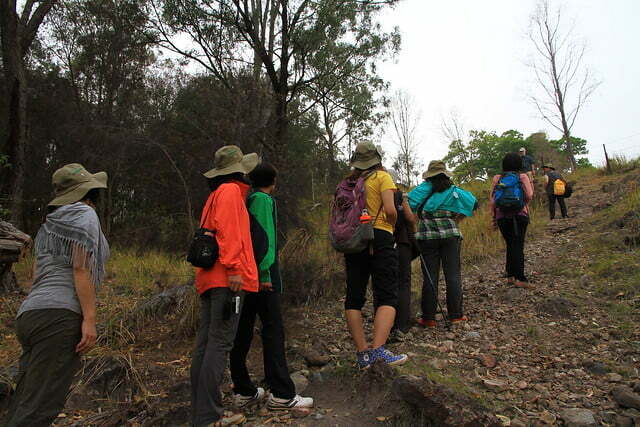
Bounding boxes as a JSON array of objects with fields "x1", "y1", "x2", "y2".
[
  {"x1": 262, "y1": 175, "x2": 640, "y2": 426},
  {"x1": 4, "y1": 172, "x2": 638, "y2": 426}
]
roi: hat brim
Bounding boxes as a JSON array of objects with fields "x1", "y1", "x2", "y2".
[
  {"x1": 203, "y1": 153, "x2": 260, "y2": 179},
  {"x1": 542, "y1": 165, "x2": 555, "y2": 170},
  {"x1": 422, "y1": 169, "x2": 453, "y2": 180},
  {"x1": 350, "y1": 156, "x2": 382, "y2": 171},
  {"x1": 48, "y1": 171, "x2": 108, "y2": 207}
]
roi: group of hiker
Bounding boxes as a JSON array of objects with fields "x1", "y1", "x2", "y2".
[{"x1": 4, "y1": 141, "x2": 572, "y2": 426}]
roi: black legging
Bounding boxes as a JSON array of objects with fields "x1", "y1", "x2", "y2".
[{"x1": 497, "y1": 215, "x2": 529, "y2": 282}]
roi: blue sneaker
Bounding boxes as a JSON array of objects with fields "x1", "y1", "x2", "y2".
[
  {"x1": 370, "y1": 346, "x2": 408, "y2": 366},
  {"x1": 356, "y1": 349, "x2": 373, "y2": 369}
]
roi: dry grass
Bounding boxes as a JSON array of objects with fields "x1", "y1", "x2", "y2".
[{"x1": 459, "y1": 180, "x2": 547, "y2": 265}]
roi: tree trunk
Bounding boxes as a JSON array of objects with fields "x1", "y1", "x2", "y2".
[{"x1": 0, "y1": 25, "x2": 27, "y2": 227}]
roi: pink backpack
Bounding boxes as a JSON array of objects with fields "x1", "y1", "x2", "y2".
[{"x1": 329, "y1": 173, "x2": 376, "y2": 254}]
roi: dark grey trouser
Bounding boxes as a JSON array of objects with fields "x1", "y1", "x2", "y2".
[
  {"x1": 394, "y1": 243, "x2": 413, "y2": 333},
  {"x1": 418, "y1": 237, "x2": 463, "y2": 320},
  {"x1": 230, "y1": 290, "x2": 295, "y2": 400},
  {"x1": 191, "y1": 288, "x2": 245, "y2": 426},
  {"x1": 6, "y1": 309, "x2": 82, "y2": 427},
  {"x1": 547, "y1": 193, "x2": 568, "y2": 219}
]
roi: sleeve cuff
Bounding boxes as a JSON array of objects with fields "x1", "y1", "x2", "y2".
[{"x1": 259, "y1": 271, "x2": 271, "y2": 283}]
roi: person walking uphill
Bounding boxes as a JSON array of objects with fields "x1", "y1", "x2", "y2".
[
  {"x1": 408, "y1": 160, "x2": 477, "y2": 328},
  {"x1": 543, "y1": 163, "x2": 569, "y2": 220},
  {"x1": 330, "y1": 141, "x2": 408, "y2": 369},
  {"x1": 230, "y1": 163, "x2": 313, "y2": 411},
  {"x1": 190, "y1": 145, "x2": 259, "y2": 427},
  {"x1": 490, "y1": 153, "x2": 534, "y2": 288},
  {"x1": 6, "y1": 164, "x2": 110, "y2": 427}
]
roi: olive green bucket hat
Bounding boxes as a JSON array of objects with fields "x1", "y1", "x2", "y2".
[
  {"x1": 542, "y1": 163, "x2": 555, "y2": 170},
  {"x1": 49, "y1": 163, "x2": 108, "y2": 207},
  {"x1": 350, "y1": 141, "x2": 383, "y2": 170},
  {"x1": 422, "y1": 160, "x2": 453, "y2": 180},
  {"x1": 203, "y1": 145, "x2": 260, "y2": 179}
]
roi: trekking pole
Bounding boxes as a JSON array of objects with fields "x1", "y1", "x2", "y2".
[{"x1": 417, "y1": 251, "x2": 451, "y2": 329}]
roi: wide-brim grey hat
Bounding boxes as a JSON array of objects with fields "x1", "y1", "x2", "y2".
[
  {"x1": 422, "y1": 160, "x2": 452, "y2": 180},
  {"x1": 350, "y1": 141, "x2": 383, "y2": 170},
  {"x1": 203, "y1": 145, "x2": 260, "y2": 179},
  {"x1": 49, "y1": 163, "x2": 108, "y2": 207}
]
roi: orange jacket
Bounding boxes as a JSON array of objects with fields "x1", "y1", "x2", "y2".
[{"x1": 195, "y1": 181, "x2": 259, "y2": 294}]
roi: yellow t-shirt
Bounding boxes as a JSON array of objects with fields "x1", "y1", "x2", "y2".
[{"x1": 365, "y1": 171, "x2": 397, "y2": 234}]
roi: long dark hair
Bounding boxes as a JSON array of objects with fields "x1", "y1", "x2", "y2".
[
  {"x1": 347, "y1": 163, "x2": 383, "y2": 181},
  {"x1": 502, "y1": 152, "x2": 523, "y2": 173},
  {"x1": 47, "y1": 188, "x2": 103, "y2": 214},
  {"x1": 428, "y1": 173, "x2": 453, "y2": 193},
  {"x1": 207, "y1": 172, "x2": 246, "y2": 193}
]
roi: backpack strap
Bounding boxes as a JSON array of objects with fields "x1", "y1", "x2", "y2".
[
  {"x1": 200, "y1": 192, "x2": 216, "y2": 230},
  {"x1": 417, "y1": 192, "x2": 434, "y2": 221}
]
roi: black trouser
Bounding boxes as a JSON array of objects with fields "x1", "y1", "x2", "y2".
[
  {"x1": 344, "y1": 229, "x2": 399, "y2": 311},
  {"x1": 497, "y1": 216, "x2": 529, "y2": 282},
  {"x1": 6, "y1": 309, "x2": 82, "y2": 427},
  {"x1": 547, "y1": 193, "x2": 568, "y2": 219},
  {"x1": 230, "y1": 290, "x2": 295, "y2": 400},
  {"x1": 394, "y1": 243, "x2": 412, "y2": 333},
  {"x1": 191, "y1": 288, "x2": 245, "y2": 426},
  {"x1": 372, "y1": 242, "x2": 412, "y2": 332},
  {"x1": 418, "y1": 237, "x2": 463, "y2": 320}
]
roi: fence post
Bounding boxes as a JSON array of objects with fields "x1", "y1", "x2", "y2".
[{"x1": 603, "y1": 144, "x2": 612, "y2": 173}]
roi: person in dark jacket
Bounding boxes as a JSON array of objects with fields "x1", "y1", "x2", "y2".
[
  {"x1": 229, "y1": 163, "x2": 313, "y2": 411},
  {"x1": 383, "y1": 169, "x2": 416, "y2": 337},
  {"x1": 542, "y1": 163, "x2": 568, "y2": 220}
]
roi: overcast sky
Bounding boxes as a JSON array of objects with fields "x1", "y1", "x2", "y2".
[{"x1": 378, "y1": 0, "x2": 640, "y2": 167}]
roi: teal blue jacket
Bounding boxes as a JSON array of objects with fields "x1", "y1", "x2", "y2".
[{"x1": 408, "y1": 181, "x2": 477, "y2": 217}]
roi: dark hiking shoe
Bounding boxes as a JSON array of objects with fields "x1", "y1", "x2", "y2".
[
  {"x1": 233, "y1": 387, "x2": 265, "y2": 409},
  {"x1": 387, "y1": 329, "x2": 406, "y2": 343},
  {"x1": 267, "y1": 394, "x2": 314, "y2": 410}
]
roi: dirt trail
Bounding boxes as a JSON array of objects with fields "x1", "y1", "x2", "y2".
[
  {"x1": 3, "y1": 173, "x2": 638, "y2": 426},
  {"x1": 270, "y1": 175, "x2": 640, "y2": 426}
]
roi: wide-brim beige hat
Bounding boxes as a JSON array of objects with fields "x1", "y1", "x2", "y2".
[
  {"x1": 49, "y1": 164, "x2": 108, "y2": 207},
  {"x1": 203, "y1": 145, "x2": 260, "y2": 179},
  {"x1": 350, "y1": 141, "x2": 382, "y2": 170},
  {"x1": 422, "y1": 160, "x2": 452, "y2": 180}
]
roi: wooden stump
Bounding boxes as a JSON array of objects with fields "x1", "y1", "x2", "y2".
[{"x1": 0, "y1": 221, "x2": 31, "y2": 294}]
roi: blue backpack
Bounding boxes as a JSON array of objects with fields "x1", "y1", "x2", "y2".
[{"x1": 494, "y1": 173, "x2": 524, "y2": 214}]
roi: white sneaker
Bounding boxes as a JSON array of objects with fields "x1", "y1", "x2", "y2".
[
  {"x1": 266, "y1": 393, "x2": 314, "y2": 410},
  {"x1": 233, "y1": 387, "x2": 265, "y2": 409}
]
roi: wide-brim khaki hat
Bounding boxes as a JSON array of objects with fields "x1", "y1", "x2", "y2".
[
  {"x1": 350, "y1": 141, "x2": 382, "y2": 170},
  {"x1": 422, "y1": 160, "x2": 452, "y2": 180},
  {"x1": 203, "y1": 145, "x2": 260, "y2": 179},
  {"x1": 542, "y1": 163, "x2": 555, "y2": 170},
  {"x1": 49, "y1": 163, "x2": 108, "y2": 207}
]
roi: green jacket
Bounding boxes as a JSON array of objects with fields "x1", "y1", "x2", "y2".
[{"x1": 247, "y1": 191, "x2": 282, "y2": 292}]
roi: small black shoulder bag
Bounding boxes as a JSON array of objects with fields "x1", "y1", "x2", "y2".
[{"x1": 187, "y1": 197, "x2": 219, "y2": 268}]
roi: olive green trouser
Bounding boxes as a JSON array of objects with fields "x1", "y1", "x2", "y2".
[{"x1": 5, "y1": 309, "x2": 82, "y2": 427}]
